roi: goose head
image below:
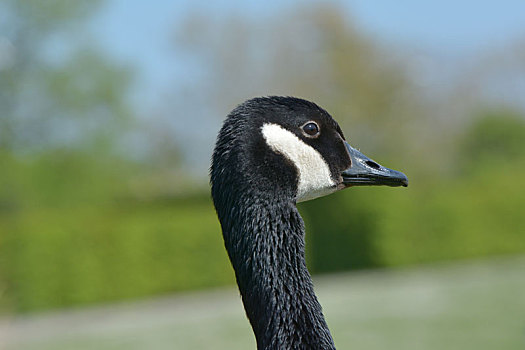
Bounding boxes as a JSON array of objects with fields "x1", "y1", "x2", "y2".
[{"x1": 212, "y1": 96, "x2": 407, "y2": 206}]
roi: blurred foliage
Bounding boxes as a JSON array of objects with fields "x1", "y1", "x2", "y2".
[
  {"x1": 0, "y1": 0, "x2": 131, "y2": 153},
  {"x1": 460, "y1": 110, "x2": 525, "y2": 165},
  {"x1": 0, "y1": 157, "x2": 232, "y2": 311},
  {"x1": 1, "y1": 2, "x2": 524, "y2": 314}
]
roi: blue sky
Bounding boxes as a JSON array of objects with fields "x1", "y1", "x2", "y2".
[
  {"x1": 347, "y1": 1, "x2": 525, "y2": 50},
  {"x1": 90, "y1": 0, "x2": 525, "y2": 111}
]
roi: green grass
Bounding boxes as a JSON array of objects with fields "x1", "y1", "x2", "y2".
[{"x1": 2, "y1": 255, "x2": 524, "y2": 350}]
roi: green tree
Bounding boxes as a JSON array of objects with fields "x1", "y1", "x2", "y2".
[
  {"x1": 173, "y1": 5, "x2": 418, "y2": 157},
  {"x1": 0, "y1": 0, "x2": 132, "y2": 153}
]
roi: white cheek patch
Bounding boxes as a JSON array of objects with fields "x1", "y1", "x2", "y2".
[{"x1": 261, "y1": 123, "x2": 337, "y2": 202}]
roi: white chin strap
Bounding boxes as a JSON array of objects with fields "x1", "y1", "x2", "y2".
[{"x1": 261, "y1": 123, "x2": 337, "y2": 202}]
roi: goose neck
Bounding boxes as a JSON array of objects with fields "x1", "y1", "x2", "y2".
[{"x1": 222, "y1": 198, "x2": 335, "y2": 349}]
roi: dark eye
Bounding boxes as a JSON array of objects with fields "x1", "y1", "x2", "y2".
[{"x1": 302, "y1": 122, "x2": 319, "y2": 137}]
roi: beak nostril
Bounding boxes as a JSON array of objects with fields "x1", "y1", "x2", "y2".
[{"x1": 365, "y1": 160, "x2": 381, "y2": 170}]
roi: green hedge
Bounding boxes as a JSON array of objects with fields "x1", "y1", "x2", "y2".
[
  {"x1": 1, "y1": 197, "x2": 233, "y2": 312},
  {"x1": 0, "y1": 152, "x2": 233, "y2": 313}
]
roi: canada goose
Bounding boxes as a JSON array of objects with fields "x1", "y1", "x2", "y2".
[{"x1": 210, "y1": 96, "x2": 407, "y2": 349}]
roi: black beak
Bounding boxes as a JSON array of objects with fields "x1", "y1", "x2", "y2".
[{"x1": 342, "y1": 142, "x2": 408, "y2": 187}]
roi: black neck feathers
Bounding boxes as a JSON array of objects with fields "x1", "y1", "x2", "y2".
[
  {"x1": 210, "y1": 101, "x2": 336, "y2": 349},
  {"x1": 213, "y1": 191, "x2": 335, "y2": 349}
]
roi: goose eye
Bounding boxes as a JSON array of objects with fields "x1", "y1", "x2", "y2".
[{"x1": 302, "y1": 122, "x2": 319, "y2": 137}]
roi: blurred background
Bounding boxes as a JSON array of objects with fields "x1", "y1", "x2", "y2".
[{"x1": 1, "y1": 0, "x2": 525, "y2": 349}]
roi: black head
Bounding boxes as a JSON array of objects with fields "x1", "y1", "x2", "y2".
[{"x1": 211, "y1": 96, "x2": 407, "y2": 208}]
